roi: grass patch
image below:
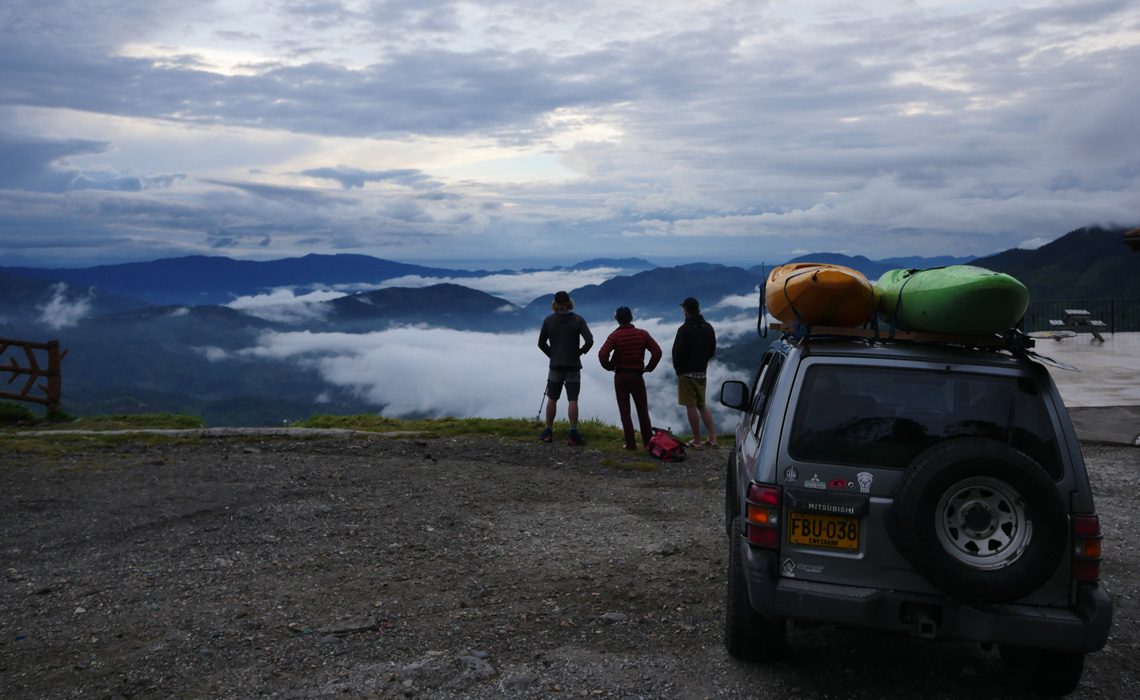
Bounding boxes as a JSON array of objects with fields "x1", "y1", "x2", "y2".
[
  {"x1": 0, "y1": 401, "x2": 37, "y2": 425},
  {"x1": 1, "y1": 412, "x2": 207, "y2": 455},
  {"x1": 296, "y1": 414, "x2": 628, "y2": 442},
  {"x1": 37, "y1": 413, "x2": 206, "y2": 431},
  {"x1": 0, "y1": 410, "x2": 205, "y2": 432},
  {"x1": 2, "y1": 410, "x2": 731, "y2": 460},
  {"x1": 296, "y1": 414, "x2": 736, "y2": 460}
]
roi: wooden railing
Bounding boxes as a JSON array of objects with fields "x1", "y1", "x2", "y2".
[
  {"x1": 1024, "y1": 300, "x2": 1140, "y2": 334},
  {"x1": 0, "y1": 338, "x2": 67, "y2": 415}
]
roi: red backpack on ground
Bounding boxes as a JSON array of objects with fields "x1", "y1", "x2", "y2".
[{"x1": 647, "y1": 428, "x2": 686, "y2": 462}]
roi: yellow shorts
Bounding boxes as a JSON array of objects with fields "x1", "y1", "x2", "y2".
[{"x1": 677, "y1": 375, "x2": 707, "y2": 407}]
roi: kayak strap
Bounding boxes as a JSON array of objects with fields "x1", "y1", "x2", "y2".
[
  {"x1": 782, "y1": 268, "x2": 814, "y2": 329},
  {"x1": 886, "y1": 266, "x2": 946, "y2": 339}
]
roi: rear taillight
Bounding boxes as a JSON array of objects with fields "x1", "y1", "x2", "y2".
[
  {"x1": 745, "y1": 483, "x2": 782, "y2": 549},
  {"x1": 1071, "y1": 514, "x2": 1103, "y2": 583}
]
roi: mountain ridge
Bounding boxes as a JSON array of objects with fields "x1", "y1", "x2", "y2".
[
  {"x1": 0, "y1": 254, "x2": 479, "y2": 306},
  {"x1": 5, "y1": 226, "x2": 1137, "y2": 311},
  {"x1": 3, "y1": 224, "x2": 1136, "y2": 426},
  {"x1": 970, "y1": 226, "x2": 1140, "y2": 300}
]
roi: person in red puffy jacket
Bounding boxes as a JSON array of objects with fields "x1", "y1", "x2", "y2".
[{"x1": 598, "y1": 306, "x2": 662, "y2": 450}]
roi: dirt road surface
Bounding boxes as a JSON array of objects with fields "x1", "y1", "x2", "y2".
[{"x1": 1, "y1": 433, "x2": 1137, "y2": 699}]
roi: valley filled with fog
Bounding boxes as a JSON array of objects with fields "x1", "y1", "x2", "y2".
[
  {"x1": 217, "y1": 263, "x2": 767, "y2": 429},
  {"x1": 3, "y1": 259, "x2": 771, "y2": 428},
  {"x1": 232, "y1": 308, "x2": 765, "y2": 433},
  {"x1": 194, "y1": 263, "x2": 768, "y2": 430},
  {"x1": 5, "y1": 227, "x2": 1137, "y2": 428}
]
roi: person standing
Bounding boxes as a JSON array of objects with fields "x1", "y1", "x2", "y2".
[
  {"x1": 598, "y1": 306, "x2": 662, "y2": 450},
  {"x1": 538, "y1": 290, "x2": 593, "y2": 445},
  {"x1": 672, "y1": 296, "x2": 718, "y2": 448}
]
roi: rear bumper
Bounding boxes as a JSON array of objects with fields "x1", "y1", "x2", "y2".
[{"x1": 743, "y1": 543, "x2": 1113, "y2": 652}]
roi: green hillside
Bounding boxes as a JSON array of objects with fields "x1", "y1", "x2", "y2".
[{"x1": 973, "y1": 226, "x2": 1140, "y2": 300}]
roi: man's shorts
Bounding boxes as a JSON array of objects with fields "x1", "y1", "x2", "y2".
[
  {"x1": 677, "y1": 374, "x2": 707, "y2": 407},
  {"x1": 547, "y1": 368, "x2": 581, "y2": 401}
]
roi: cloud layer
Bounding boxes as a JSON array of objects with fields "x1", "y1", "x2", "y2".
[
  {"x1": 2, "y1": 1, "x2": 1138, "y2": 267},
  {"x1": 35, "y1": 283, "x2": 93, "y2": 330},
  {"x1": 233, "y1": 310, "x2": 763, "y2": 429}
]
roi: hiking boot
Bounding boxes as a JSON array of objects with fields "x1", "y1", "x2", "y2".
[
  {"x1": 567, "y1": 431, "x2": 586, "y2": 446},
  {"x1": 540, "y1": 428, "x2": 553, "y2": 443}
]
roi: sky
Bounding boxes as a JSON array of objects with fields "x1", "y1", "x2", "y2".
[{"x1": 2, "y1": 0, "x2": 1138, "y2": 270}]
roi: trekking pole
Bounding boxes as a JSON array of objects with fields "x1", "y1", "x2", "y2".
[{"x1": 536, "y1": 387, "x2": 546, "y2": 421}]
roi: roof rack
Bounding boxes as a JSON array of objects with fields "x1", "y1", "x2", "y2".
[{"x1": 768, "y1": 322, "x2": 1035, "y2": 352}]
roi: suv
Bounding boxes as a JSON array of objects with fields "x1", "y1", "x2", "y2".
[{"x1": 719, "y1": 330, "x2": 1113, "y2": 695}]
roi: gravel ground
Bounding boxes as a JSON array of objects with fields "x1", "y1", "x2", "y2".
[{"x1": 0, "y1": 433, "x2": 1137, "y2": 699}]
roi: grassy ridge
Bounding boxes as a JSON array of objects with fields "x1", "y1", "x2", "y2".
[
  {"x1": 2, "y1": 410, "x2": 729, "y2": 469},
  {"x1": 0, "y1": 408, "x2": 205, "y2": 431},
  {"x1": 296, "y1": 414, "x2": 624, "y2": 440}
]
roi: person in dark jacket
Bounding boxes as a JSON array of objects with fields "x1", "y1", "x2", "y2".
[
  {"x1": 672, "y1": 296, "x2": 718, "y2": 448},
  {"x1": 538, "y1": 290, "x2": 594, "y2": 445},
  {"x1": 598, "y1": 306, "x2": 662, "y2": 450}
]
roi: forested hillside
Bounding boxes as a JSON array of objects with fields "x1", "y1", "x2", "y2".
[{"x1": 973, "y1": 226, "x2": 1140, "y2": 300}]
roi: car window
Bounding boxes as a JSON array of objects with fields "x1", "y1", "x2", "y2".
[
  {"x1": 787, "y1": 365, "x2": 1063, "y2": 476},
  {"x1": 750, "y1": 353, "x2": 783, "y2": 437}
]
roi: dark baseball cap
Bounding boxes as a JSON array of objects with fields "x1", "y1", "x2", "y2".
[
  {"x1": 554, "y1": 291, "x2": 571, "y2": 304},
  {"x1": 680, "y1": 297, "x2": 700, "y2": 312}
]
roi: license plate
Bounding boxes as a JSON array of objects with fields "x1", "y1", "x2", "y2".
[{"x1": 788, "y1": 511, "x2": 860, "y2": 551}]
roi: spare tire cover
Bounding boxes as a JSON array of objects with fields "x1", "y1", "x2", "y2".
[{"x1": 888, "y1": 438, "x2": 1067, "y2": 604}]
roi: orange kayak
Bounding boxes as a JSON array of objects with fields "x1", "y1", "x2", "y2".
[{"x1": 765, "y1": 263, "x2": 878, "y2": 327}]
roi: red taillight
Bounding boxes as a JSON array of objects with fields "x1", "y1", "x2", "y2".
[
  {"x1": 746, "y1": 483, "x2": 782, "y2": 549},
  {"x1": 1071, "y1": 514, "x2": 1103, "y2": 583}
]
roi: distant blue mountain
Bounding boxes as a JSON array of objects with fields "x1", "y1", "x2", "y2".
[
  {"x1": 322, "y1": 284, "x2": 529, "y2": 332},
  {"x1": 526, "y1": 263, "x2": 762, "y2": 320},
  {"x1": 0, "y1": 254, "x2": 657, "y2": 308},
  {"x1": 877, "y1": 255, "x2": 975, "y2": 269},
  {"x1": 566, "y1": 257, "x2": 655, "y2": 271},
  {"x1": 0, "y1": 254, "x2": 479, "y2": 306}
]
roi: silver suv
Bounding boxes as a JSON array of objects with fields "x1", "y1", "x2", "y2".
[{"x1": 719, "y1": 331, "x2": 1113, "y2": 695}]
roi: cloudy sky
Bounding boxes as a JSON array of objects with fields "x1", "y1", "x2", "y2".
[{"x1": 2, "y1": 0, "x2": 1138, "y2": 270}]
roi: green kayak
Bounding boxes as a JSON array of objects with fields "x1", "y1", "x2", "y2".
[{"x1": 875, "y1": 265, "x2": 1030, "y2": 335}]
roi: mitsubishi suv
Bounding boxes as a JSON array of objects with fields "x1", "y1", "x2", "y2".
[{"x1": 719, "y1": 330, "x2": 1113, "y2": 695}]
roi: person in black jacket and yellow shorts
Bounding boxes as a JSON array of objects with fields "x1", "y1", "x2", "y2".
[{"x1": 672, "y1": 297, "x2": 717, "y2": 448}]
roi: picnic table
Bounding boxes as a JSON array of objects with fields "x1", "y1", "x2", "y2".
[{"x1": 1049, "y1": 308, "x2": 1106, "y2": 341}]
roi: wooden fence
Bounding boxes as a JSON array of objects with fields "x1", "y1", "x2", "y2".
[{"x1": 0, "y1": 338, "x2": 67, "y2": 414}]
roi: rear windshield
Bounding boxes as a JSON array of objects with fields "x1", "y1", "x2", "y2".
[{"x1": 787, "y1": 364, "x2": 1063, "y2": 477}]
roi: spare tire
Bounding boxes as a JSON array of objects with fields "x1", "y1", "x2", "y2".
[{"x1": 888, "y1": 438, "x2": 1066, "y2": 604}]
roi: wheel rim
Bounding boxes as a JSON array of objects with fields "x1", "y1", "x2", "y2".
[{"x1": 935, "y1": 476, "x2": 1032, "y2": 570}]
